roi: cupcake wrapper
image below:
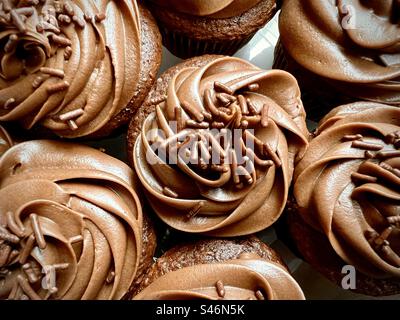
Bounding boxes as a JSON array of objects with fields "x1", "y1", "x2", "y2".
[
  {"x1": 161, "y1": 27, "x2": 256, "y2": 59},
  {"x1": 273, "y1": 40, "x2": 290, "y2": 71},
  {"x1": 273, "y1": 39, "x2": 356, "y2": 122}
]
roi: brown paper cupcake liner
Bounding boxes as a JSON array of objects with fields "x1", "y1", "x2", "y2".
[
  {"x1": 273, "y1": 39, "x2": 356, "y2": 121},
  {"x1": 161, "y1": 27, "x2": 257, "y2": 59}
]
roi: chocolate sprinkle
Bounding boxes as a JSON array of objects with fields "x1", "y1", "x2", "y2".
[
  {"x1": 255, "y1": 290, "x2": 265, "y2": 300},
  {"x1": 376, "y1": 150, "x2": 400, "y2": 159},
  {"x1": 181, "y1": 100, "x2": 204, "y2": 122},
  {"x1": 32, "y1": 76, "x2": 45, "y2": 89},
  {"x1": 47, "y1": 81, "x2": 69, "y2": 94},
  {"x1": 19, "y1": 234, "x2": 35, "y2": 265},
  {"x1": 0, "y1": 225, "x2": 19, "y2": 244},
  {"x1": 95, "y1": 13, "x2": 106, "y2": 22},
  {"x1": 106, "y1": 270, "x2": 115, "y2": 284},
  {"x1": 29, "y1": 214, "x2": 46, "y2": 250},
  {"x1": 215, "y1": 280, "x2": 225, "y2": 298},
  {"x1": 341, "y1": 134, "x2": 363, "y2": 142},
  {"x1": 162, "y1": 187, "x2": 178, "y2": 198},
  {"x1": 72, "y1": 15, "x2": 85, "y2": 28},
  {"x1": 246, "y1": 98, "x2": 259, "y2": 115},
  {"x1": 4, "y1": 98, "x2": 15, "y2": 109},
  {"x1": 214, "y1": 81, "x2": 234, "y2": 95},
  {"x1": 67, "y1": 119, "x2": 78, "y2": 130},
  {"x1": 261, "y1": 104, "x2": 269, "y2": 127},
  {"x1": 263, "y1": 143, "x2": 282, "y2": 168},
  {"x1": 40, "y1": 67, "x2": 64, "y2": 78},
  {"x1": 238, "y1": 95, "x2": 249, "y2": 115},
  {"x1": 374, "y1": 226, "x2": 394, "y2": 246},
  {"x1": 51, "y1": 34, "x2": 72, "y2": 46},
  {"x1": 248, "y1": 83, "x2": 259, "y2": 91},
  {"x1": 58, "y1": 108, "x2": 84, "y2": 121},
  {"x1": 351, "y1": 140, "x2": 384, "y2": 151}
]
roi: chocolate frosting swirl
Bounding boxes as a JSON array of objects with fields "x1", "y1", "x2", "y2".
[
  {"x1": 0, "y1": 0, "x2": 141, "y2": 138},
  {"x1": 0, "y1": 140, "x2": 142, "y2": 300},
  {"x1": 133, "y1": 57, "x2": 308, "y2": 236},
  {"x1": 280, "y1": 0, "x2": 400, "y2": 105},
  {"x1": 134, "y1": 254, "x2": 305, "y2": 300},
  {"x1": 148, "y1": 0, "x2": 262, "y2": 18},
  {"x1": 0, "y1": 126, "x2": 12, "y2": 157},
  {"x1": 294, "y1": 102, "x2": 400, "y2": 279}
]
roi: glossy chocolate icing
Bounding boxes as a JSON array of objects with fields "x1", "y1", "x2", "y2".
[
  {"x1": 134, "y1": 57, "x2": 309, "y2": 236},
  {"x1": 279, "y1": 0, "x2": 400, "y2": 105},
  {"x1": 294, "y1": 102, "x2": 400, "y2": 278},
  {"x1": 134, "y1": 253, "x2": 305, "y2": 300},
  {"x1": 149, "y1": 0, "x2": 262, "y2": 18},
  {"x1": 0, "y1": 140, "x2": 142, "y2": 299},
  {"x1": 0, "y1": 0, "x2": 141, "y2": 137}
]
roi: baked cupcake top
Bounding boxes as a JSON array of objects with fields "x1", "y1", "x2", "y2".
[
  {"x1": 0, "y1": 140, "x2": 142, "y2": 300},
  {"x1": 149, "y1": 0, "x2": 263, "y2": 18},
  {"x1": 0, "y1": 0, "x2": 141, "y2": 138},
  {"x1": 279, "y1": 0, "x2": 400, "y2": 105},
  {"x1": 0, "y1": 126, "x2": 13, "y2": 157},
  {"x1": 294, "y1": 102, "x2": 400, "y2": 279},
  {"x1": 133, "y1": 56, "x2": 308, "y2": 236},
  {"x1": 135, "y1": 252, "x2": 304, "y2": 300}
]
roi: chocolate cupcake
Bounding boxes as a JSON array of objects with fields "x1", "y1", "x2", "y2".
[
  {"x1": 0, "y1": 125, "x2": 13, "y2": 157},
  {"x1": 0, "y1": 0, "x2": 161, "y2": 138},
  {"x1": 145, "y1": 0, "x2": 278, "y2": 59},
  {"x1": 0, "y1": 140, "x2": 156, "y2": 300},
  {"x1": 290, "y1": 102, "x2": 400, "y2": 296},
  {"x1": 133, "y1": 237, "x2": 305, "y2": 300},
  {"x1": 128, "y1": 55, "x2": 309, "y2": 237},
  {"x1": 275, "y1": 0, "x2": 400, "y2": 120}
]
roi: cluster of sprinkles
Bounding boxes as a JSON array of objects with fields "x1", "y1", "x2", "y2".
[
  {"x1": 346, "y1": 130, "x2": 400, "y2": 266},
  {"x1": 0, "y1": 0, "x2": 106, "y2": 131},
  {"x1": 0, "y1": 211, "x2": 84, "y2": 300},
  {"x1": 153, "y1": 80, "x2": 281, "y2": 219}
]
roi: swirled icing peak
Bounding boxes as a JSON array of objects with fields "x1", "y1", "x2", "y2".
[
  {"x1": 294, "y1": 102, "x2": 400, "y2": 279},
  {"x1": 0, "y1": 0, "x2": 141, "y2": 137},
  {"x1": 279, "y1": 0, "x2": 400, "y2": 105},
  {"x1": 148, "y1": 0, "x2": 262, "y2": 18},
  {"x1": 134, "y1": 253, "x2": 305, "y2": 300},
  {"x1": 0, "y1": 140, "x2": 142, "y2": 300},
  {"x1": 133, "y1": 57, "x2": 309, "y2": 236}
]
